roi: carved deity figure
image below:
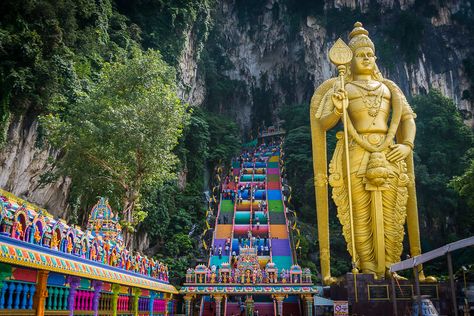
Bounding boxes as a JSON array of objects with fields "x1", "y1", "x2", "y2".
[
  {"x1": 34, "y1": 229, "x2": 41, "y2": 243},
  {"x1": 311, "y1": 22, "x2": 433, "y2": 283},
  {"x1": 51, "y1": 231, "x2": 59, "y2": 249},
  {"x1": 67, "y1": 237, "x2": 73, "y2": 253},
  {"x1": 14, "y1": 222, "x2": 23, "y2": 240}
]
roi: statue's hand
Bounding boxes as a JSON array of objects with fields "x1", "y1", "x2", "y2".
[
  {"x1": 331, "y1": 89, "x2": 348, "y2": 113},
  {"x1": 387, "y1": 144, "x2": 411, "y2": 162}
]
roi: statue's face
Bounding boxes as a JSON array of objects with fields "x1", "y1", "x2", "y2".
[{"x1": 352, "y1": 47, "x2": 376, "y2": 75}]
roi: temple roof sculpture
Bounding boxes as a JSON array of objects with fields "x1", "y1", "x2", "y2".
[
  {"x1": 0, "y1": 189, "x2": 174, "y2": 292},
  {"x1": 86, "y1": 198, "x2": 123, "y2": 245}
]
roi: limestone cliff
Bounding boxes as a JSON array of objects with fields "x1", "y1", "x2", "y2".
[
  {"x1": 200, "y1": 0, "x2": 473, "y2": 130},
  {"x1": 0, "y1": 117, "x2": 70, "y2": 216}
]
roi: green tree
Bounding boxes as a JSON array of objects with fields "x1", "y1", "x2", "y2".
[
  {"x1": 450, "y1": 154, "x2": 474, "y2": 210},
  {"x1": 206, "y1": 112, "x2": 241, "y2": 165},
  {"x1": 412, "y1": 90, "x2": 474, "y2": 248},
  {"x1": 0, "y1": 0, "x2": 142, "y2": 144},
  {"x1": 41, "y1": 49, "x2": 189, "y2": 247}
]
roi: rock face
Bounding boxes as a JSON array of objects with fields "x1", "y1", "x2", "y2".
[
  {"x1": 200, "y1": 0, "x2": 473, "y2": 130},
  {"x1": 0, "y1": 116, "x2": 70, "y2": 217},
  {"x1": 177, "y1": 19, "x2": 208, "y2": 107},
  {"x1": 0, "y1": 0, "x2": 472, "y2": 220}
]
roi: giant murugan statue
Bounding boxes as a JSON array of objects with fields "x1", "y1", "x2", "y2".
[{"x1": 311, "y1": 22, "x2": 433, "y2": 284}]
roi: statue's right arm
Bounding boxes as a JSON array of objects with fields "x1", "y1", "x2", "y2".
[{"x1": 318, "y1": 91, "x2": 342, "y2": 131}]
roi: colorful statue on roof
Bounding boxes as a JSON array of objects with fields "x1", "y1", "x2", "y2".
[
  {"x1": 14, "y1": 222, "x2": 23, "y2": 240},
  {"x1": 51, "y1": 231, "x2": 59, "y2": 249},
  {"x1": 34, "y1": 229, "x2": 41, "y2": 243},
  {"x1": 86, "y1": 198, "x2": 123, "y2": 246}
]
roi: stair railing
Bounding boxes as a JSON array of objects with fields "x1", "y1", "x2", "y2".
[
  {"x1": 264, "y1": 153, "x2": 273, "y2": 263},
  {"x1": 232, "y1": 161, "x2": 244, "y2": 253}
]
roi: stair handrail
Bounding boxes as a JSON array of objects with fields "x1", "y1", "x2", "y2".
[
  {"x1": 277, "y1": 148, "x2": 294, "y2": 266},
  {"x1": 201, "y1": 164, "x2": 225, "y2": 316},
  {"x1": 208, "y1": 189, "x2": 223, "y2": 265},
  {"x1": 249, "y1": 163, "x2": 255, "y2": 248},
  {"x1": 228, "y1": 163, "x2": 242, "y2": 263},
  {"x1": 264, "y1": 154, "x2": 273, "y2": 263}
]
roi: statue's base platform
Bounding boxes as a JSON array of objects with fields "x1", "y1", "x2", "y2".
[{"x1": 328, "y1": 273, "x2": 454, "y2": 315}]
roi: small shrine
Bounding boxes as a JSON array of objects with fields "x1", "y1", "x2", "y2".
[
  {"x1": 87, "y1": 197, "x2": 123, "y2": 243},
  {"x1": 183, "y1": 246, "x2": 313, "y2": 286}
]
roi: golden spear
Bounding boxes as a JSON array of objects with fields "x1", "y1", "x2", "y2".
[{"x1": 328, "y1": 39, "x2": 358, "y2": 274}]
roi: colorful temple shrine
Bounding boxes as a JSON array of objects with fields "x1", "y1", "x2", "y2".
[
  {"x1": 0, "y1": 190, "x2": 177, "y2": 316},
  {"x1": 180, "y1": 141, "x2": 320, "y2": 316}
]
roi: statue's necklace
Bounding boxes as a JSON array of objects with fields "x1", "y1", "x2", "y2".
[
  {"x1": 351, "y1": 82, "x2": 384, "y2": 117},
  {"x1": 350, "y1": 80, "x2": 381, "y2": 91}
]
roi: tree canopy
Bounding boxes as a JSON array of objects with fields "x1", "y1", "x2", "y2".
[
  {"x1": 41, "y1": 49, "x2": 189, "y2": 245},
  {"x1": 412, "y1": 90, "x2": 473, "y2": 247}
]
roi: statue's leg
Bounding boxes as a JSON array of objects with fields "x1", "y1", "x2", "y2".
[
  {"x1": 382, "y1": 177, "x2": 408, "y2": 271},
  {"x1": 333, "y1": 144, "x2": 375, "y2": 275},
  {"x1": 404, "y1": 154, "x2": 422, "y2": 258},
  {"x1": 350, "y1": 174, "x2": 375, "y2": 274}
]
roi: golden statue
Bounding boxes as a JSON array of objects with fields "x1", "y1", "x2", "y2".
[
  {"x1": 51, "y1": 231, "x2": 59, "y2": 249},
  {"x1": 34, "y1": 229, "x2": 41, "y2": 243},
  {"x1": 311, "y1": 22, "x2": 433, "y2": 284}
]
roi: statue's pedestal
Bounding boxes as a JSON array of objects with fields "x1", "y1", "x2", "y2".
[{"x1": 328, "y1": 273, "x2": 454, "y2": 316}]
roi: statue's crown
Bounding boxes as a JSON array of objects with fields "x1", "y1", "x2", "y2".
[{"x1": 348, "y1": 22, "x2": 375, "y2": 52}]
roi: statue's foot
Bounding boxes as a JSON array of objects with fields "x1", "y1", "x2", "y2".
[
  {"x1": 323, "y1": 276, "x2": 338, "y2": 285},
  {"x1": 387, "y1": 271, "x2": 408, "y2": 281},
  {"x1": 419, "y1": 273, "x2": 437, "y2": 283}
]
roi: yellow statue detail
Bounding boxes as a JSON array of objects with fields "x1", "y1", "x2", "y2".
[{"x1": 311, "y1": 22, "x2": 432, "y2": 283}]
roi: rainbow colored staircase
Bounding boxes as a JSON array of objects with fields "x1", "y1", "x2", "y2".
[
  {"x1": 214, "y1": 143, "x2": 296, "y2": 315},
  {"x1": 183, "y1": 141, "x2": 318, "y2": 316}
]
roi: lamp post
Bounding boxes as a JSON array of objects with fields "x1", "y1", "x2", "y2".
[{"x1": 462, "y1": 266, "x2": 469, "y2": 316}]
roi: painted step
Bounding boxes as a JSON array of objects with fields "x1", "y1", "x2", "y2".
[
  {"x1": 272, "y1": 256, "x2": 293, "y2": 270},
  {"x1": 270, "y1": 225, "x2": 288, "y2": 238},
  {"x1": 268, "y1": 212, "x2": 285, "y2": 224},
  {"x1": 267, "y1": 168, "x2": 279, "y2": 175},
  {"x1": 239, "y1": 190, "x2": 267, "y2": 200},
  {"x1": 267, "y1": 182, "x2": 280, "y2": 190},
  {"x1": 268, "y1": 200, "x2": 284, "y2": 212},
  {"x1": 235, "y1": 211, "x2": 251, "y2": 224},
  {"x1": 219, "y1": 211, "x2": 232, "y2": 224},
  {"x1": 270, "y1": 239, "x2": 292, "y2": 256},
  {"x1": 267, "y1": 174, "x2": 280, "y2": 182},
  {"x1": 253, "y1": 211, "x2": 268, "y2": 224},
  {"x1": 221, "y1": 200, "x2": 235, "y2": 212},
  {"x1": 267, "y1": 190, "x2": 282, "y2": 200},
  {"x1": 267, "y1": 162, "x2": 279, "y2": 168},
  {"x1": 210, "y1": 255, "x2": 229, "y2": 267},
  {"x1": 216, "y1": 224, "x2": 232, "y2": 239}
]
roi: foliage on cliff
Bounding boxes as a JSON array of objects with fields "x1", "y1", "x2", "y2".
[
  {"x1": 0, "y1": 0, "x2": 143, "y2": 144},
  {"x1": 2, "y1": 0, "x2": 473, "y2": 283},
  {"x1": 282, "y1": 90, "x2": 474, "y2": 279},
  {"x1": 115, "y1": 0, "x2": 213, "y2": 66},
  {"x1": 0, "y1": 0, "x2": 214, "y2": 142}
]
